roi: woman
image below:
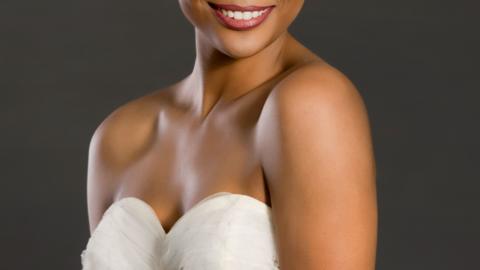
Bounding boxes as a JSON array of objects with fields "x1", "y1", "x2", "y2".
[{"x1": 81, "y1": 1, "x2": 378, "y2": 269}]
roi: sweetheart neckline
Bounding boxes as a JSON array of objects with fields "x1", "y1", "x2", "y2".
[{"x1": 108, "y1": 191, "x2": 272, "y2": 236}]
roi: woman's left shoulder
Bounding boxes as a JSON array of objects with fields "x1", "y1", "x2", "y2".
[
  {"x1": 259, "y1": 59, "x2": 370, "y2": 131},
  {"x1": 271, "y1": 59, "x2": 365, "y2": 109}
]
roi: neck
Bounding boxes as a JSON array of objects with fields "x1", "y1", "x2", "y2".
[{"x1": 179, "y1": 29, "x2": 296, "y2": 119}]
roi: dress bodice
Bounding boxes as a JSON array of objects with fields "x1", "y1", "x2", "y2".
[{"x1": 80, "y1": 192, "x2": 280, "y2": 269}]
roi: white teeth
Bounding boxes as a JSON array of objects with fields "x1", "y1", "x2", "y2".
[
  {"x1": 220, "y1": 8, "x2": 269, "y2": 20},
  {"x1": 233, "y1": 10, "x2": 242, "y2": 19}
]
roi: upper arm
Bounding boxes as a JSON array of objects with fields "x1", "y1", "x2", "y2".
[
  {"x1": 86, "y1": 123, "x2": 117, "y2": 234},
  {"x1": 256, "y1": 63, "x2": 377, "y2": 270}
]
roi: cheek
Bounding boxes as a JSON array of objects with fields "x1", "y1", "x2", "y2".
[
  {"x1": 178, "y1": 0, "x2": 210, "y2": 29},
  {"x1": 275, "y1": 0, "x2": 304, "y2": 28}
]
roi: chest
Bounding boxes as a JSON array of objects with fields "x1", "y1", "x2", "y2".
[{"x1": 114, "y1": 98, "x2": 270, "y2": 231}]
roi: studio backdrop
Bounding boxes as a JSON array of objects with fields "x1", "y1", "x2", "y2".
[{"x1": 1, "y1": 0, "x2": 478, "y2": 269}]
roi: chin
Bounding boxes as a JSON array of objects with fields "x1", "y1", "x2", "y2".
[{"x1": 212, "y1": 30, "x2": 278, "y2": 59}]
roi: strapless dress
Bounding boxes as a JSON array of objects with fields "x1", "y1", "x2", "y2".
[{"x1": 80, "y1": 191, "x2": 280, "y2": 269}]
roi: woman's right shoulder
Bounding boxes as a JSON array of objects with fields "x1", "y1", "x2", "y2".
[
  {"x1": 88, "y1": 84, "x2": 176, "y2": 171},
  {"x1": 85, "y1": 84, "x2": 179, "y2": 233}
]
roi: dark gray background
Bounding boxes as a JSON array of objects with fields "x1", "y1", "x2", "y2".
[{"x1": 1, "y1": 0, "x2": 478, "y2": 269}]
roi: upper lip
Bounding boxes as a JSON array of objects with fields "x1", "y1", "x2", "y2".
[{"x1": 207, "y1": 2, "x2": 275, "y2": 12}]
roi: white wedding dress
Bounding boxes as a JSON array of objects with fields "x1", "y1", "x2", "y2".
[{"x1": 80, "y1": 192, "x2": 280, "y2": 269}]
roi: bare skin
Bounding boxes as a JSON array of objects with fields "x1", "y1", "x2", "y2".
[{"x1": 86, "y1": 1, "x2": 377, "y2": 269}]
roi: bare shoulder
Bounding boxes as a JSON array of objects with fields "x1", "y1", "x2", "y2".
[
  {"x1": 256, "y1": 60, "x2": 377, "y2": 269},
  {"x1": 257, "y1": 60, "x2": 373, "y2": 157},
  {"x1": 89, "y1": 88, "x2": 169, "y2": 170},
  {"x1": 267, "y1": 60, "x2": 368, "y2": 118},
  {"x1": 85, "y1": 85, "x2": 174, "y2": 233}
]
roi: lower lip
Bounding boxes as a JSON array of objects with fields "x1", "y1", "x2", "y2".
[{"x1": 209, "y1": 5, "x2": 275, "y2": 31}]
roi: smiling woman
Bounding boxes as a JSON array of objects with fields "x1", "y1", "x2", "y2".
[{"x1": 80, "y1": 0, "x2": 377, "y2": 269}]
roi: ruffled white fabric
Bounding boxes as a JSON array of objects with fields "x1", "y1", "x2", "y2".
[{"x1": 80, "y1": 192, "x2": 280, "y2": 269}]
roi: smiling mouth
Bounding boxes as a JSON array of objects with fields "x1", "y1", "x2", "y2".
[{"x1": 207, "y1": 2, "x2": 276, "y2": 31}]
